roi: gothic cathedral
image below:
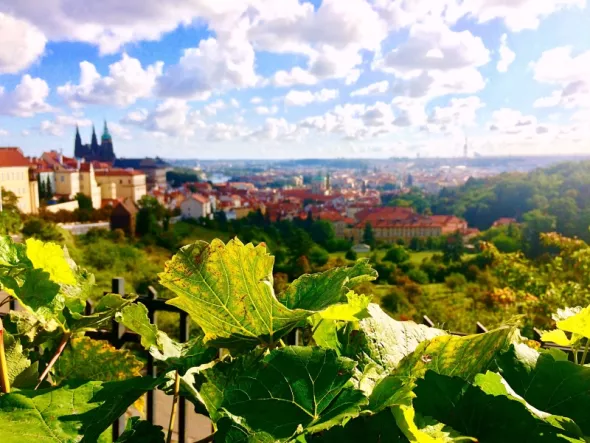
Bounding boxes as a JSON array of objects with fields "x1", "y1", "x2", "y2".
[{"x1": 74, "y1": 121, "x2": 116, "y2": 162}]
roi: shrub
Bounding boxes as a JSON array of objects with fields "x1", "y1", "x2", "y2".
[
  {"x1": 445, "y1": 273, "x2": 467, "y2": 290},
  {"x1": 383, "y1": 245, "x2": 410, "y2": 264},
  {"x1": 407, "y1": 268, "x2": 430, "y2": 284},
  {"x1": 345, "y1": 249, "x2": 357, "y2": 261}
]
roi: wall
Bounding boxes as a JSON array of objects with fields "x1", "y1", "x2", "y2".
[
  {"x1": 0, "y1": 166, "x2": 35, "y2": 213},
  {"x1": 45, "y1": 200, "x2": 80, "y2": 213}
]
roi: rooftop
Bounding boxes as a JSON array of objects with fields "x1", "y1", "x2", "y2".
[{"x1": 0, "y1": 148, "x2": 30, "y2": 167}]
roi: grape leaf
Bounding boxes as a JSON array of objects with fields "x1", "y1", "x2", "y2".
[
  {"x1": 392, "y1": 404, "x2": 474, "y2": 443},
  {"x1": 115, "y1": 302, "x2": 218, "y2": 374},
  {"x1": 556, "y1": 305, "x2": 590, "y2": 339},
  {"x1": 25, "y1": 238, "x2": 77, "y2": 286},
  {"x1": 66, "y1": 293, "x2": 135, "y2": 333},
  {"x1": 200, "y1": 347, "x2": 367, "y2": 440},
  {"x1": 215, "y1": 417, "x2": 275, "y2": 443},
  {"x1": 0, "y1": 377, "x2": 160, "y2": 443},
  {"x1": 306, "y1": 410, "x2": 406, "y2": 443},
  {"x1": 280, "y1": 259, "x2": 377, "y2": 310},
  {"x1": 14, "y1": 268, "x2": 64, "y2": 331},
  {"x1": 316, "y1": 291, "x2": 371, "y2": 322},
  {"x1": 496, "y1": 344, "x2": 590, "y2": 435},
  {"x1": 540, "y1": 329, "x2": 573, "y2": 346},
  {"x1": 115, "y1": 417, "x2": 165, "y2": 443},
  {"x1": 414, "y1": 371, "x2": 583, "y2": 443},
  {"x1": 395, "y1": 326, "x2": 518, "y2": 381},
  {"x1": 2, "y1": 330, "x2": 31, "y2": 385},
  {"x1": 0, "y1": 235, "x2": 30, "y2": 267},
  {"x1": 345, "y1": 304, "x2": 446, "y2": 373},
  {"x1": 53, "y1": 336, "x2": 143, "y2": 384},
  {"x1": 159, "y1": 239, "x2": 312, "y2": 347}
]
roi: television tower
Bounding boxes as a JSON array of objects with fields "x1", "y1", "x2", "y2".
[{"x1": 463, "y1": 137, "x2": 468, "y2": 158}]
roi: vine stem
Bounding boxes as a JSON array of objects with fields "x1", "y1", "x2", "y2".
[
  {"x1": 166, "y1": 370, "x2": 181, "y2": 443},
  {"x1": 0, "y1": 318, "x2": 10, "y2": 394},
  {"x1": 35, "y1": 331, "x2": 71, "y2": 390},
  {"x1": 581, "y1": 339, "x2": 589, "y2": 366}
]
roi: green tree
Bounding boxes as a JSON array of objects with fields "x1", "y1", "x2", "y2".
[
  {"x1": 308, "y1": 246, "x2": 329, "y2": 266},
  {"x1": 345, "y1": 249, "x2": 357, "y2": 261},
  {"x1": 522, "y1": 210, "x2": 556, "y2": 258},
  {"x1": 0, "y1": 188, "x2": 22, "y2": 235},
  {"x1": 75, "y1": 193, "x2": 94, "y2": 210},
  {"x1": 384, "y1": 246, "x2": 410, "y2": 264},
  {"x1": 45, "y1": 177, "x2": 53, "y2": 198},
  {"x1": 363, "y1": 223, "x2": 375, "y2": 247},
  {"x1": 442, "y1": 231, "x2": 464, "y2": 263},
  {"x1": 136, "y1": 196, "x2": 166, "y2": 238}
]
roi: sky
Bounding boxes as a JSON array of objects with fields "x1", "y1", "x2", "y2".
[{"x1": 1, "y1": 0, "x2": 590, "y2": 160}]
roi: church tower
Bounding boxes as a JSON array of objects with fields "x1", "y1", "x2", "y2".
[
  {"x1": 74, "y1": 125, "x2": 83, "y2": 159},
  {"x1": 100, "y1": 120, "x2": 115, "y2": 162},
  {"x1": 90, "y1": 125, "x2": 100, "y2": 157}
]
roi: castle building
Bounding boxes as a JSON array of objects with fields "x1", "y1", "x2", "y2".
[{"x1": 75, "y1": 121, "x2": 116, "y2": 163}]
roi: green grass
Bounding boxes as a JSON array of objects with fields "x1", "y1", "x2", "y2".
[
  {"x1": 172, "y1": 222, "x2": 231, "y2": 245},
  {"x1": 329, "y1": 249, "x2": 436, "y2": 264}
]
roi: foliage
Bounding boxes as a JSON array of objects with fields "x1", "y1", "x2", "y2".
[
  {"x1": 363, "y1": 223, "x2": 375, "y2": 248},
  {"x1": 21, "y1": 217, "x2": 64, "y2": 243},
  {"x1": 383, "y1": 245, "x2": 410, "y2": 264},
  {"x1": 0, "y1": 189, "x2": 22, "y2": 235},
  {"x1": 1, "y1": 235, "x2": 590, "y2": 442}
]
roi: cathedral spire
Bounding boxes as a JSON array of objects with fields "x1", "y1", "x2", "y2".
[
  {"x1": 74, "y1": 124, "x2": 83, "y2": 159},
  {"x1": 90, "y1": 124, "x2": 99, "y2": 155}
]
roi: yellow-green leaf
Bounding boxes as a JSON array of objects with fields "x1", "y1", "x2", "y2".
[
  {"x1": 159, "y1": 239, "x2": 311, "y2": 347},
  {"x1": 540, "y1": 330, "x2": 572, "y2": 346},
  {"x1": 317, "y1": 291, "x2": 371, "y2": 322},
  {"x1": 53, "y1": 336, "x2": 143, "y2": 384},
  {"x1": 557, "y1": 306, "x2": 590, "y2": 339},
  {"x1": 25, "y1": 238, "x2": 76, "y2": 285}
]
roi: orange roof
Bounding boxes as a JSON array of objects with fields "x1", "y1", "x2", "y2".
[
  {"x1": 190, "y1": 194, "x2": 209, "y2": 204},
  {"x1": 95, "y1": 169, "x2": 144, "y2": 177},
  {"x1": 0, "y1": 147, "x2": 29, "y2": 167}
]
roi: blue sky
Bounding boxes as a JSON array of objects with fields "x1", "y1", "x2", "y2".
[{"x1": 0, "y1": 0, "x2": 589, "y2": 159}]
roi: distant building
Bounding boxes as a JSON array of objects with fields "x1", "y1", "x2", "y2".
[
  {"x1": 110, "y1": 199, "x2": 139, "y2": 236},
  {"x1": 352, "y1": 244, "x2": 371, "y2": 253},
  {"x1": 492, "y1": 217, "x2": 518, "y2": 228},
  {"x1": 113, "y1": 157, "x2": 171, "y2": 189},
  {"x1": 95, "y1": 169, "x2": 147, "y2": 202},
  {"x1": 181, "y1": 194, "x2": 212, "y2": 220},
  {"x1": 0, "y1": 147, "x2": 39, "y2": 213},
  {"x1": 75, "y1": 122, "x2": 116, "y2": 163}
]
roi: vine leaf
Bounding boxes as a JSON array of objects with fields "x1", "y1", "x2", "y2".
[
  {"x1": 115, "y1": 417, "x2": 165, "y2": 443},
  {"x1": 317, "y1": 291, "x2": 371, "y2": 322},
  {"x1": 25, "y1": 238, "x2": 77, "y2": 286},
  {"x1": 496, "y1": 344, "x2": 590, "y2": 435},
  {"x1": 394, "y1": 326, "x2": 518, "y2": 381},
  {"x1": 0, "y1": 377, "x2": 161, "y2": 442},
  {"x1": 159, "y1": 239, "x2": 310, "y2": 347},
  {"x1": 392, "y1": 404, "x2": 474, "y2": 442},
  {"x1": 116, "y1": 302, "x2": 218, "y2": 374},
  {"x1": 280, "y1": 259, "x2": 377, "y2": 310},
  {"x1": 345, "y1": 304, "x2": 446, "y2": 374},
  {"x1": 2, "y1": 331, "x2": 33, "y2": 386},
  {"x1": 556, "y1": 305, "x2": 590, "y2": 339},
  {"x1": 200, "y1": 347, "x2": 367, "y2": 440},
  {"x1": 414, "y1": 371, "x2": 583, "y2": 442},
  {"x1": 540, "y1": 329, "x2": 573, "y2": 346},
  {"x1": 53, "y1": 336, "x2": 143, "y2": 384}
]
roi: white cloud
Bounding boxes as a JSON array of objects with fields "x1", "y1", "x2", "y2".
[
  {"x1": 156, "y1": 23, "x2": 257, "y2": 99},
  {"x1": 122, "y1": 99, "x2": 205, "y2": 137},
  {"x1": 392, "y1": 68, "x2": 486, "y2": 100},
  {"x1": 37, "y1": 115, "x2": 92, "y2": 136},
  {"x1": 467, "y1": 0, "x2": 585, "y2": 32},
  {"x1": 255, "y1": 105, "x2": 279, "y2": 115},
  {"x1": 250, "y1": 96, "x2": 263, "y2": 104},
  {"x1": 497, "y1": 34, "x2": 515, "y2": 73},
  {"x1": 0, "y1": 129, "x2": 8, "y2": 136},
  {"x1": 0, "y1": 13, "x2": 46, "y2": 74},
  {"x1": 58, "y1": 54, "x2": 163, "y2": 108},
  {"x1": 0, "y1": 75, "x2": 54, "y2": 117},
  {"x1": 248, "y1": 117, "x2": 306, "y2": 142},
  {"x1": 488, "y1": 108, "x2": 538, "y2": 134},
  {"x1": 203, "y1": 99, "x2": 226, "y2": 116},
  {"x1": 108, "y1": 122, "x2": 133, "y2": 140},
  {"x1": 284, "y1": 88, "x2": 339, "y2": 106},
  {"x1": 375, "y1": 20, "x2": 489, "y2": 78},
  {"x1": 351, "y1": 81, "x2": 390, "y2": 97},
  {"x1": 427, "y1": 96, "x2": 484, "y2": 133},
  {"x1": 532, "y1": 46, "x2": 590, "y2": 109},
  {"x1": 229, "y1": 98, "x2": 240, "y2": 108},
  {"x1": 272, "y1": 67, "x2": 319, "y2": 87}
]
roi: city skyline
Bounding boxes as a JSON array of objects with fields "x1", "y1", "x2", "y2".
[{"x1": 1, "y1": 0, "x2": 590, "y2": 159}]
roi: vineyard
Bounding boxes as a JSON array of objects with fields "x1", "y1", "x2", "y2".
[{"x1": 0, "y1": 235, "x2": 589, "y2": 442}]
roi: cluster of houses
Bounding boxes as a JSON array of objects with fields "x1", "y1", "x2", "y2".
[{"x1": 1, "y1": 145, "x2": 479, "y2": 244}]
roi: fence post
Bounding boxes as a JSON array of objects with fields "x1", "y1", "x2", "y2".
[
  {"x1": 476, "y1": 322, "x2": 487, "y2": 334},
  {"x1": 146, "y1": 286, "x2": 158, "y2": 425},
  {"x1": 178, "y1": 311, "x2": 189, "y2": 443},
  {"x1": 422, "y1": 315, "x2": 435, "y2": 328},
  {"x1": 111, "y1": 278, "x2": 126, "y2": 440}
]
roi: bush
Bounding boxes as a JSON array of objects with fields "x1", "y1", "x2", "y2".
[
  {"x1": 445, "y1": 273, "x2": 467, "y2": 290},
  {"x1": 345, "y1": 249, "x2": 357, "y2": 261},
  {"x1": 308, "y1": 246, "x2": 330, "y2": 266},
  {"x1": 383, "y1": 245, "x2": 410, "y2": 264},
  {"x1": 407, "y1": 268, "x2": 430, "y2": 284},
  {"x1": 21, "y1": 217, "x2": 64, "y2": 242}
]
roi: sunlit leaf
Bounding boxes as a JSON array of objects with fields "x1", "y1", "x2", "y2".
[
  {"x1": 53, "y1": 336, "x2": 143, "y2": 384},
  {"x1": 540, "y1": 329, "x2": 572, "y2": 346},
  {"x1": 0, "y1": 377, "x2": 160, "y2": 442},
  {"x1": 25, "y1": 238, "x2": 76, "y2": 286},
  {"x1": 557, "y1": 305, "x2": 590, "y2": 339}
]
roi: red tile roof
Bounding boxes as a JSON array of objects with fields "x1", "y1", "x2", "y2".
[
  {"x1": 190, "y1": 194, "x2": 209, "y2": 204},
  {"x1": 95, "y1": 169, "x2": 144, "y2": 177},
  {"x1": 0, "y1": 147, "x2": 29, "y2": 167}
]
